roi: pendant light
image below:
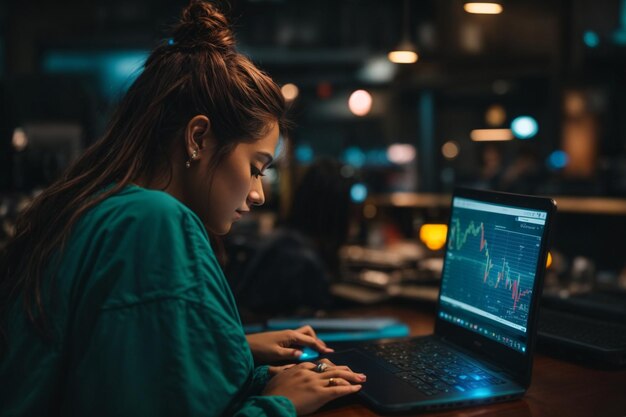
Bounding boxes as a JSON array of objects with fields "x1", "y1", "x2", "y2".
[
  {"x1": 388, "y1": 0, "x2": 418, "y2": 64},
  {"x1": 463, "y1": 2, "x2": 503, "y2": 15}
]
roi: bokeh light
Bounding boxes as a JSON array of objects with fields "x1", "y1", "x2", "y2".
[
  {"x1": 547, "y1": 150, "x2": 569, "y2": 170},
  {"x1": 343, "y1": 146, "x2": 366, "y2": 167},
  {"x1": 348, "y1": 89, "x2": 373, "y2": 116},
  {"x1": 442, "y1": 141, "x2": 460, "y2": 159},
  {"x1": 511, "y1": 116, "x2": 538, "y2": 139},
  {"x1": 295, "y1": 144, "x2": 314, "y2": 163},
  {"x1": 485, "y1": 104, "x2": 506, "y2": 126},
  {"x1": 419, "y1": 224, "x2": 448, "y2": 250},
  {"x1": 363, "y1": 204, "x2": 377, "y2": 219},
  {"x1": 387, "y1": 144, "x2": 416, "y2": 165},
  {"x1": 281, "y1": 83, "x2": 299, "y2": 101},
  {"x1": 12, "y1": 128, "x2": 28, "y2": 151},
  {"x1": 583, "y1": 30, "x2": 600, "y2": 48},
  {"x1": 464, "y1": 2, "x2": 503, "y2": 14},
  {"x1": 387, "y1": 50, "x2": 418, "y2": 64},
  {"x1": 350, "y1": 183, "x2": 368, "y2": 203}
]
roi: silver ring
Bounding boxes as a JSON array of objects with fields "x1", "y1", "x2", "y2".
[{"x1": 314, "y1": 362, "x2": 329, "y2": 373}]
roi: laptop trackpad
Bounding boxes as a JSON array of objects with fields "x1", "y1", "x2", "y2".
[{"x1": 326, "y1": 349, "x2": 423, "y2": 405}]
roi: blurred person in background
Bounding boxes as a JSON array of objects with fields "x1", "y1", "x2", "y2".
[
  {"x1": 228, "y1": 158, "x2": 355, "y2": 320},
  {"x1": 0, "y1": 2, "x2": 365, "y2": 416}
]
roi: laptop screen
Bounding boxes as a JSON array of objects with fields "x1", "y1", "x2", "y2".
[{"x1": 438, "y1": 196, "x2": 548, "y2": 354}]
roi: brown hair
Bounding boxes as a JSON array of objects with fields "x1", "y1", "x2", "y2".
[{"x1": 0, "y1": 0, "x2": 288, "y2": 346}]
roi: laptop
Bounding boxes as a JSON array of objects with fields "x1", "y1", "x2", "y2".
[{"x1": 325, "y1": 187, "x2": 556, "y2": 413}]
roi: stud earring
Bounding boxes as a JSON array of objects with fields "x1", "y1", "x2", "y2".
[{"x1": 185, "y1": 150, "x2": 198, "y2": 169}]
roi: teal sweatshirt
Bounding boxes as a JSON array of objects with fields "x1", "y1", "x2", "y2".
[{"x1": 0, "y1": 185, "x2": 295, "y2": 417}]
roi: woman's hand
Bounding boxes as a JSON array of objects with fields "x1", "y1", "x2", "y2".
[
  {"x1": 262, "y1": 360, "x2": 366, "y2": 415},
  {"x1": 246, "y1": 325, "x2": 334, "y2": 364}
]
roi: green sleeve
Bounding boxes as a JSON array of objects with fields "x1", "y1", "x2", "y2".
[
  {"x1": 252, "y1": 365, "x2": 271, "y2": 392},
  {"x1": 64, "y1": 299, "x2": 295, "y2": 417},
  {"x1": 234, "y1": 366, "x2": 295, "y2": 416},
  {"x1": 60, "y1": 192, "x2": 295, "y2": 416}
]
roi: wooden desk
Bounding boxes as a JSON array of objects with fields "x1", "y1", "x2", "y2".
[{"x1": 313, "y1": 305, "x2": 626, "y2": 417}]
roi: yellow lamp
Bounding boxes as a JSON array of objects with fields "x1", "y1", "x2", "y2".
[{"x1": 419, "y1": 224, "x2": 448, "y2": 251}]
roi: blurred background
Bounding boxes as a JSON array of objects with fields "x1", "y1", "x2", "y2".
[{"x1": 2, "y1": 0, "x2": 626, "y2": 319}]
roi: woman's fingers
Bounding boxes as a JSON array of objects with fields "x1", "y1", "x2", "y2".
[
  {"x1": 291, "y1": 328, "x2": 334, "y2": 353},
  {"x1": 278, "y1": 346, "x2": 304, "y2": 359},
  {"x1": 306, "y1": 360, "x2": 366, "y2": 386},
  {"x1": 321, "y1": 369, "x2": 367, "y2": 384},
  {"x1": 299, "y1": 361, "x2": 320, "y2": 370},
  {"x1": 268, "y1": 364, "x2": 296, "y2": 376},
  {"x1": 324, "y1": 377, "x2": 351, "y2": 387},
  {"x1": 315, "y1": 359, "x2": 354, "y2": 373},
  {"x1": 296, "y1": 325, "x2": 317, "y2": 338},
  {"x1": 327, "y1": 383, "x2": 363, "y2": 398}
]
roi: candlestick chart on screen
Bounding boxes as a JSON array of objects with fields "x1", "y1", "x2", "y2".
[{"x1": 441, "y1": 211, "x2": 541, "y2": 328}]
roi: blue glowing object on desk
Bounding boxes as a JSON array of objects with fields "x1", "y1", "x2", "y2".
[
  {"x1": 511, "y1": 116, "x2": 538, "y2": 139},
  {"x1": 298, "y1": 346, "x2": 320, "y2": 361}
]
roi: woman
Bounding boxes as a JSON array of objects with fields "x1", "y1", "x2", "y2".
[{"x1": 0, "y1": 2, "x2": 365, "y2": 416}]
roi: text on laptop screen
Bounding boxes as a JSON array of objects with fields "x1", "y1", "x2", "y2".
[{"x1": 438, "y1": 197, "x2": 547, "y2": 353}]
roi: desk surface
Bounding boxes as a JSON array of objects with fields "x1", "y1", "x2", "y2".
[{"x1": 312, "y1": 305, "x2": 626, "y2": 417}]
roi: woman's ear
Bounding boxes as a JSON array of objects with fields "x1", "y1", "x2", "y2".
[{"x1": 184, "y1": 115, "x2": 213, "y2": 160}]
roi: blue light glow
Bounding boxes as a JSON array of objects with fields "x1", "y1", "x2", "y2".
[
  {"x1": 343, "y1": 146, "x2": 366, "y2": 167},
  {"x1": 43, "y1": 50, "x2": 149, "y2": 100},
  {"x1": 547, "y1": 150, "x2": 568, "y2": 170},
  {"x1": 295, "y1": 144, "x2": 314, "y2": 163},
  {"x1": 583, "y1": 30, "x2": 600, "y2": 48},
  {"x1": 366, "y1": 149, "x2": 390, "y2": 166},
  {"x1": 511, "y1": 116, "x2": 538, "y2": 139},
  {"x1": 275, "y1": 135, "x2": 286, "y2": 160},
  {"x1": 350, "y1": 183, "x2": 368, "y2": 203},
  {"x1": 613, "y1": 0, "x2": 626, "y2": 44},
  {"x1": 316, "y1": 323, "x2": 410, "y2": 342},
  {"x1": 471, "y1": 388, "x2": 493, "y2": 398},
  {"x1": 105, "y1": 52, "x2": 147, "y2": 93},
  {"x1": 613, "y1": 30, "x2": 626, "y2": 45},
  {"x1": 298, "y1": 347, "x2": 320, "y2": 361}
]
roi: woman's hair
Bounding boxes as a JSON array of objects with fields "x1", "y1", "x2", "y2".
[{"x1": 0, "y1": 1, "x2": 288, "y2": 345}]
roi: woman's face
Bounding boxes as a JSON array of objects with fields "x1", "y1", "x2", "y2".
[{"x1": 183, "y1": 120, "x2": 280, "y2": 235}]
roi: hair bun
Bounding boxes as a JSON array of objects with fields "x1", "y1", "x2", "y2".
[{"x1": 172, "y1": 1, "x2": 235, "y2": 51}]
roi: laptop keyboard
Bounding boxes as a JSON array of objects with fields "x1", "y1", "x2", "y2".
[
  {"x1": 539, "y1": 309, "x2": 626, "y2": 349},
  {"x1": 364, "y1": 339, "x2": 506, "y2": 396}
]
